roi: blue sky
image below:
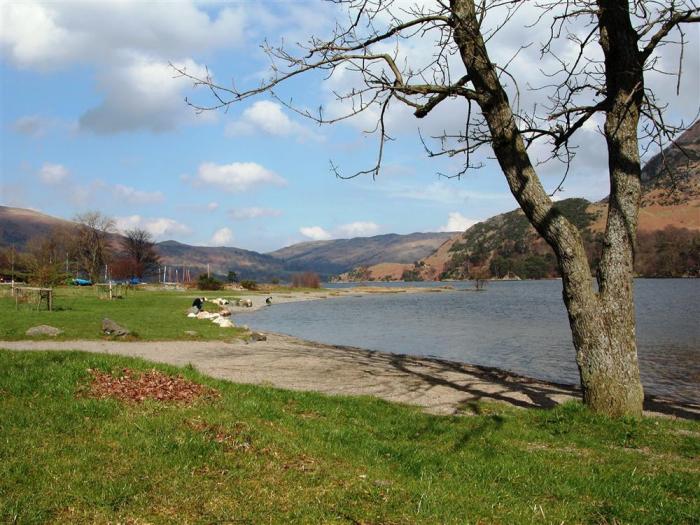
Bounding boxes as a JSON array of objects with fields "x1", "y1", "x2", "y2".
[{"x1": 1, "y1": 1, "x2": 698, "y2": 252}]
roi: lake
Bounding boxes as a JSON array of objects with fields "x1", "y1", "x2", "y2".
[{"x1": 240, "y1": 279, "x2": 699, "y2": 404}]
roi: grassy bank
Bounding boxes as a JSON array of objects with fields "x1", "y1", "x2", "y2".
[
  {"x1": 1, "y1": 351, "x2": 698, "y2": 524},
  {"x1": 0, "y1": 286, "x2": 247, "y2": 341}
]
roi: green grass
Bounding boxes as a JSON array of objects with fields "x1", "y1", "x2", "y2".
[
  {"x1": 1, "y1": 350, "x2": 698, "y2": 524},
  {"x1": 0, "y1": 287, "x2": 248, "y2": 341}
]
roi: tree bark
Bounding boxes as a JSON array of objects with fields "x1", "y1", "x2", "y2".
[{"x1": 450, "y1": 0, "x2": 644, "y2": 416}]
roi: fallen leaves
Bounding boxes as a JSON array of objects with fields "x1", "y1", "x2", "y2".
[{"x1": 84, "y1": 368, "x2": 220, "y2": 405}]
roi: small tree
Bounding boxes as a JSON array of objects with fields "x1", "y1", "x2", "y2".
[
  {"x1": 74, "y1": 211, "x2": 114, "y2": 283},
  {"x1": 122, "y1": 228, "x2": 160, "y2": 279},
  {"x1": 227, "y1": 270, "x2": 239, "y2": 283},
  {"x1": 177, "y1": 0, "x2": 699, "y2": 416}
]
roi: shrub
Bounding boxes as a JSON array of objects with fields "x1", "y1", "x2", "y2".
[
  {"x1": 240, "y1": 280, "x2": 258, "y2": 290},
  {"x1": 292, "y1": 272, "x2": 320, "y2": 288},
  {"x1": 197, "y1": 275, "x2": 222, "y2": 290}
]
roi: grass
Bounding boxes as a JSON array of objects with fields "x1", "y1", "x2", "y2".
[
  {"x1": 0, "y1": 286, "x2": 248, "y2": 341},
  {"x1": 1, "y1": 350, "x2": 698, "y2": 524}
]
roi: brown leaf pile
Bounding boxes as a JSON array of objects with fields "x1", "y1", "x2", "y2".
[{"x1": 85, "y1": 368, "x2": 220, "y2": 404}]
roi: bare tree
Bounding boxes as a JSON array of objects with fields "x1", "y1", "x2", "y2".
[
  {"x1": 176, "y1": 0, "x2": 699, "y2": 416},
  {"x1": 121, "y1": 228, "x2": 160, "y2": 279},
  {"x1": 74, "y1": 211, "x2": 115, "y2": 283}
]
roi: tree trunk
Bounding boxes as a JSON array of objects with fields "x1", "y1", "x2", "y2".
[{"x1": 450, "y1": 0, "x2": 644, "y2": 416}]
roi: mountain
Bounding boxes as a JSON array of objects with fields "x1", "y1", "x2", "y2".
[
  {"x1": 438, "y1": 122, "x2": 700, "y2": 280},
  {"x1": 268, "y1": 232, "x2": 457, "y2": 275},
  {"x1": 156, "y1": 240, "x2": 286, "y2": 281},
  {"x1": 0, "y1": 206, "x2": 77, "y2": 247}
]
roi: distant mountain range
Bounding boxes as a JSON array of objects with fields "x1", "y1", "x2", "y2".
[{"x1": 0, "y1": 206, "x2": 455, "y2": 280}]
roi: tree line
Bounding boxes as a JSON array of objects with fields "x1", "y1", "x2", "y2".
[{"x1": 0, "y1": 211, "x2": 160, "y2": 286}]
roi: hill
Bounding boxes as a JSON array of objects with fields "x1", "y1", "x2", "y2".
[
  {"x1": 156, "y1": 240, "x2": 286, "y2": 281},
  {"x1": 0, "y1": 206, "x2": 77, "y2": 247},
  {"x1": 268, "y1": 232, "x2": 457, "y2": 275},
  {"x1": 440, "y1": 121, "x2": 700, "y2": 280}
]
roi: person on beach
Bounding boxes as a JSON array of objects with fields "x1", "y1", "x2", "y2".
[{"x1": 192, "y1": 297, "x2": 206, "y2": 311}]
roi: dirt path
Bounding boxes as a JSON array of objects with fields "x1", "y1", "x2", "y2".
[{"x1": 2, "y1": 335, "x2": 697, "y2": 418}]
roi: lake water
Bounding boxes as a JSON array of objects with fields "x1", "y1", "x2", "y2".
[{"x1": 239, "y1": 279, "x2": 699, "y2": 404}]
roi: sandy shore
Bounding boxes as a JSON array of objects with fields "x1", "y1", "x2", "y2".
[
  {"x1": 218, "y1": 285, "x2": 459, "y2": 313},
  {"x1": 2, "y1": 334, "x2": 697, "y2": 419}
]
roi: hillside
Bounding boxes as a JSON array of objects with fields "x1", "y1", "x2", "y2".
[
  {"x1": 268, "y1": 232, "x2": 457, "y2": 275},
  {"x1": 441, "y1": 122, "x2": 700, "y2": 280},
  {"x1": 0, "y1": 206, "x2": 77, "y2": 247},
  {"x1": 156, "y1": 241, "x2": 286, "y2": 281}
]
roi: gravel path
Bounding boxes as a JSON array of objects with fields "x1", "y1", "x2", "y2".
[{"x1": 3, "y1": 335, "x2": 697, "y2": 418}]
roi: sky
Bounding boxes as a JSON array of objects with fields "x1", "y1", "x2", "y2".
[{"x1": 1, "y1": 1, "x2": 698, "y2": 253}]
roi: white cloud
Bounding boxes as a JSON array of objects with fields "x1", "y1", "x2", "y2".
[
  {"x1": 13, "y1": 115, "x2": 50, "y2": 137},
  {"x1": 300, "y1": 226, "x2": 332, "y2": 241},
  {"x1": 113, "y1": 184, "x2": 165, "y2": 205},
  {"x1": 394, "y1": 181, "x2": 507, "y2": 205},
  {"x1": 226, "y1": 101, "x2": 320, "y2": 141},
  {"x1": 210, "y1": 227, "x2": 234, "y2": 246},
  {"x1": 229, "y1": 207, "x2": 282, "y2": 220},
  {"x1": 336, "y1": 221, "x2": 379, "y2": 237},
  {"x1": 207, "y1": 202, "x2": 219, "y2": 211},
  {"x1": 438, "y1": 212, "x2": 478, "y2": 232},
  {"x1": 1, "y1": 2, "x2": 248, "y2": 134},
  {"x1": 115, "y1": 215, "x2": 191, "y2": 239},
  {"x1": 37, "y1": 163, "x2": 69, "y2": 184},
  {"x1": 195, "y1": 162, "x2": 286, "y2": 193},
  {"x1": 79, "y1": 57, "x2": 213, "y2": 134},
  {"x1": 0, "y1": 1, "x2": 247, "y2": 70}
]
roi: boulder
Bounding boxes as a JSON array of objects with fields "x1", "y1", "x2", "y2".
[
  {"x1": 25, "y1": 325, "x2": 63, "y2": 337},
  {"x1": 218, "y1": 309, "x2": 231, "y2": 317},
  {"x1": 187, "y1": 312, "x2": 197, "y2": 318},
  {"x1": 217, "y1": 320, "x2": 234, "y2": 328},
  {"x1": 102, "y1": 318, "x2": 130, "y2": 337},
  {"x1": 249, "y1": 331, "x2": 267, "y2": 341},
  {"x1": 237, "y1": 298, "x2": 253, "y2": 308},
  {"x1": 187, "y1": 307, "x2": 199, "y2": 315},
  {"x1": 196, "y1": 311, "x2": 214, "y2": 320}
]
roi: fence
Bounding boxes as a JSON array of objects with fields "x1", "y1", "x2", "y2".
[
  {"x1": 14, "y1": 286, "x2": 53, "y2": 311},
  {"x1": 96, "y1": 282, "x2": 128, "y2": 300}
]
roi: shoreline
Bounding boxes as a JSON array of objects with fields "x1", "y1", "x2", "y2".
[{"x1": 2, "y1": 333, "x2": 698, "y2": 420}]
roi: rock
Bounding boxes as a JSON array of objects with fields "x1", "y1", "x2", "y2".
[
  {"x1": 102, "y1": 318, "x2": 130, "y2": 337},
  {"x1": 249, "y1": 331, "x2": 267, "y2": 341},
  {"x1": 184, "y1": 330, "x2": 198, "y2": 336},
  {"x1": 187, "y1": 312, "x2": 197, "y2": 318},
  {"x1": 25, "y1": 325, "x2": 63, "y2": 337},
  {"x1": 217, "y1": 320, "x2": 234, "y2": 328},
  {"x1": 187, "y1": 307, "x2": 199, "y2": 315},
  {"x1": 196, "y1": 311, "x2": 214, "y2": 320},
  {"x1": 218, "y1": 309, "x2": 231, "y2": 317},
  {"x1": 241, "y1": 324, "x2": 249, "y2": 331},
  {"x1": 240, "y1": 298, "x2": 253, "y2": 308}
]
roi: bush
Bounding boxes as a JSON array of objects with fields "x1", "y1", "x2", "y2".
[
  {"x1": 291, "y1": 272, "x2": 320, "y2": 288},
  {"x1": 197, "y1": 275, "x2": 222, "y2": 290},
  {"x1": 240, "y1": 280, "x2": 258, "y2": 290}
]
